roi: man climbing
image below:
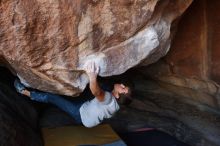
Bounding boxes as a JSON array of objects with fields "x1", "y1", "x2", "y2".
[{"x1": 14, "y1": 61, "x2": 132, "y2": 128}]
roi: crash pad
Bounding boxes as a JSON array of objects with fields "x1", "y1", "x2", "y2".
[{"x1": 42, "y1": 124, "x2": 126, "y2": 146}]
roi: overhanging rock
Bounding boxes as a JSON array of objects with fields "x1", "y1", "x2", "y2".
[{"x1": 0, "y1": 0, "x2": 193, "y2": 96}]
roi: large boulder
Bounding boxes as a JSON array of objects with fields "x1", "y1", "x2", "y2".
[{"x1": 0, "y1": 0, "x2": 192, "y2": 96}]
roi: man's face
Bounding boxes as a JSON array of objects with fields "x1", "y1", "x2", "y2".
[{"x1": 114, "y1": 84, "x2": 129, "y2": 94}]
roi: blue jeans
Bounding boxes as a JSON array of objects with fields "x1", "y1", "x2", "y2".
[{"x1": 30, "y1": 91, "x2": 85, "y2": 124}]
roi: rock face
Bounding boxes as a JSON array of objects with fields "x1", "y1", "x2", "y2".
[
  {"x1": 0, "y1": 0, "x2": 192, "y2": 96},
  {"x1": 141, "y1": 0, "x2": 220, "y2": 109},
  {"x1": 134, "y1": 1, "x2": 220, "y2": 145}
]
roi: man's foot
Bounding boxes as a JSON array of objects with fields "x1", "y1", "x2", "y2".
[
  {"x1": 30, "y1": 91, "x2": 49, "y2": 103},
  {"x1": 14, "y1": 79, "x2": 26, "y2": 94}
]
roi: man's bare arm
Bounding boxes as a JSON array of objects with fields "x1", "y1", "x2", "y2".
[{"x1": 85, "y1": 62, "x2": 105, "y2": 102}]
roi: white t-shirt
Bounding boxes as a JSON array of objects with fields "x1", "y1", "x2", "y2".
[{"x1": 79, "y1": 92, "x2": 120, "y2": 128}]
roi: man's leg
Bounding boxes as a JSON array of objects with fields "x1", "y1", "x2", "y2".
[
  {"x1": 14, "y1": 79, "x2": 83, "y2": 123},
  {"x1": 30, "y1": 91, "x2": 83, "y2": 124}
]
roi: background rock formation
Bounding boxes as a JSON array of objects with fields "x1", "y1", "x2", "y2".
[
  {"x1": 0, "y1": 0, "x2": 192, "y2": 96},
  {"x1": 0, "y1": 68, "x2": 42, "y2": 146},
  {"x1": 143, "y1": 0, "x2": 220, "y2": 110},
  {"x1": 137, "y1": 0, "x2": 220, "y2": 145}
]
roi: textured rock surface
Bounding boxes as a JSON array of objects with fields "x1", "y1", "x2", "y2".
[
  {"x1": 130, "y1": 1, "x2": 220, "y2": 145},
  {"x1": 0, "y1": 0, "x2": 192, "y2": 96},
  {"x1": 140, "y1": 0, "x2": 220, "y2": 109}
]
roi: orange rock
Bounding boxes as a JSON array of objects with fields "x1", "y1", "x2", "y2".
[{"x1": 0, "y1": 0, "x2": 192, "y2": 96}]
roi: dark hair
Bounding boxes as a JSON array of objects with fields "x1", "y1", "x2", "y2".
[{"x1": 117, "y1": 80, "x2": 134, "y2": 106}]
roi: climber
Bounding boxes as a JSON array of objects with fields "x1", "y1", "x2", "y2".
[{"x1": 14, "y1": 61, "x2": 133, "y2": 128}]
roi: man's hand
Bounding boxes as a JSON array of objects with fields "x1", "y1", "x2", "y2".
[
  {"x1": 84, "y1": 61, "x2": 105, "y2": 102},
  {"x1": 85, "y1": 61, "x2": 100, "y2": 79}
]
